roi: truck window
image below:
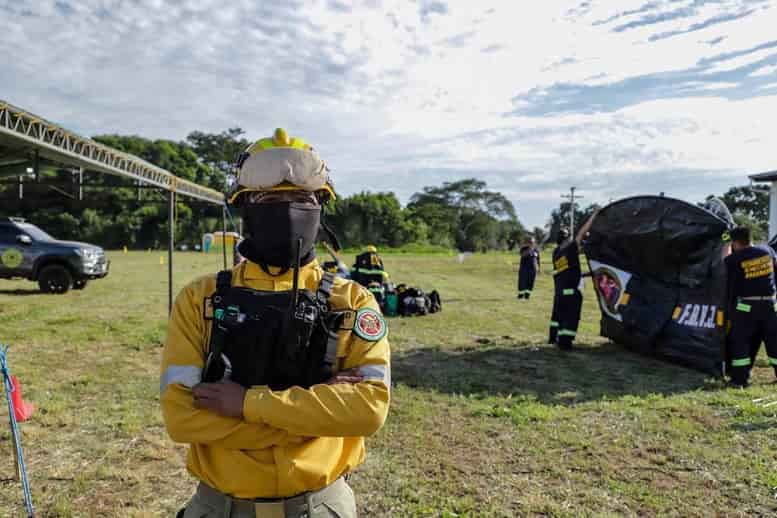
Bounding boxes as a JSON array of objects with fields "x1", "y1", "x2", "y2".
[{"x1": 0, "y1": 225, "x2": 19, "y2": 242}]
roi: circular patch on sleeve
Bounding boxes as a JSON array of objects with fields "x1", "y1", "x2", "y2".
[
  {"x1": 1, "y1": 248, "x2": 23, "y2": 268},
  {"x1": 353, "y1": 308, "x2": 387, "y2": 341}
]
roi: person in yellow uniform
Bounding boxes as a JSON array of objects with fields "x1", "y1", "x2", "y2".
[{"x1": 161, "y1": 129, "x2": 390, "y2": 518}]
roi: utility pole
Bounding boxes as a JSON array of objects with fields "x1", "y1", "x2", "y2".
[{"x1": 561, "y1": 187, "x2": 583, "y2": 235}]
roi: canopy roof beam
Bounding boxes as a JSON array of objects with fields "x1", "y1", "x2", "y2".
[{"x1": 0, "y1": 100, "x2": 224, "y2": 205}]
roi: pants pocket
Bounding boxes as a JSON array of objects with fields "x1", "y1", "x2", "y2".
[
  {"x1": 311, "y1": 482, "x2": 357, "y2": 518},
  {"x1": 182, "y1": 493, "x2": 220, "y2": 518}
]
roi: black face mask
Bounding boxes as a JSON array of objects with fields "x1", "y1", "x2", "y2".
[{"x1": 240, "y1": 202, "x2": 321, "y2": 270}]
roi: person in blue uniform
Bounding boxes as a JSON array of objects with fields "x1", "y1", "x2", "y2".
[
  {"x1": 517, "y1": 237, "x2": 540, "y2": 299},
  {"x1": 724, "y1": 226, "x2": 777, "y2": 387},
  {"x1": 549, "y1": 214, "x2": 596, "y2": 349}
]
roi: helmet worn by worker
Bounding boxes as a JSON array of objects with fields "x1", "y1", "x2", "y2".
[
  {"x1": 229, "y1": 129, "x2": 341, "y2": 270},
  {"x1": 228, "y1": 128, "x2": 337, "y2": 206},
  {"x1": 366, "y1": 245, "x2": 378, "y2": 253}
]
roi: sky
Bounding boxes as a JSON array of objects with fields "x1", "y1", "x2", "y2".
[{"x1": 1, "y1": 0, "x2": 776, "y2": 228}]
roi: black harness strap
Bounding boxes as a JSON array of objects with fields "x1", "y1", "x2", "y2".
[
  {"x1": 317, "y1": 271, "x2": 335, "y2": 304},
  {"x1": 316, "y1": 272, "x2": 340, "y2": 368},
  {"x1": 202, "y1": 270, "x2": 233, "y2": 381},
  {"x1": 215, "y1": 270, "x2": 232, "y2": 300}
]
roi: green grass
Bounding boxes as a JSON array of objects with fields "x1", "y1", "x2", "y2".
[{"x1": 1, "y1": 251, "x2": 776, "y2": 517}]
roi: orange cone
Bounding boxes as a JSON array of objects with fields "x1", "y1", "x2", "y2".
[{"x1": 10, "y1": 375, "x2": 35, "y2": 421}]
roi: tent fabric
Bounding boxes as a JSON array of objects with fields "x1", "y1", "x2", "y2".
[{"x1": 583, "y1": 195, "x2": 733, "y2": 374}]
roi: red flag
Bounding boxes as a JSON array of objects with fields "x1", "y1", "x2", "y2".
[{"x1": 10, "y1": 375, "x2": 35, "y2": 421}]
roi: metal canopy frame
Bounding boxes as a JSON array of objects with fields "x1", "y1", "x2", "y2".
[
  {"x1": 0, "y1": 100, "x2": 223, "y2": 203},
  {"x1": 0, "y1": 99, "x2": 229, "y2": 313}
]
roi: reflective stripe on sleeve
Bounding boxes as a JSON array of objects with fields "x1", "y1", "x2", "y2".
[
  {"x1": 558, "y1": 329, "x2": 577, "y2": 337},
  {"x1": 549, "y1": 321, "x2": 559, "y2": 328},
  {"x1": 769, "y1": 357, "x2": 777, "y2": 366},
  {"x1": 731, "y1": 357, "x2": 751, "y2": 367},
  {"x1": 356, "y1": 364, "x2": 391, "y2": 387},
  {"x1": 562, "y1": 288, "x2": 575, "y2": 295},
  {"x1": 160, "y1": 365, "x2": 202, "y2": 395}
]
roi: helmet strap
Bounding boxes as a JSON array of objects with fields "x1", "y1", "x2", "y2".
[{"x1": 319, "y1": 212, "x2": 341, "y2": 252}]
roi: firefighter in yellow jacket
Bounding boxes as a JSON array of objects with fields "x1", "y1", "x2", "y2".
[{"x1": 161, "y1": 129, "x2": 390, "y2": 517}]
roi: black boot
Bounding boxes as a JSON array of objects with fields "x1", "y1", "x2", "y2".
[{"x1": 729, "y1": 366, "x2": 749, "y2": 388}]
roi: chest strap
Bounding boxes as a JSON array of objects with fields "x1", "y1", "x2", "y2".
[
  {"x1": 202, "y1": 270, "x2": 233, "y2": 382},
  {"x1": 213, "y1": 270, "x2": 233, "y2": 312},
  {"x1": 316, "y1": 272, "x2": 340, "y2": 369},
  {"x1": 317, "y1": 271, "x2": 335, "y2": 304}
]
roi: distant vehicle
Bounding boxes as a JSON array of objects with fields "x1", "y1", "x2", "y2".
[{"x1": 0, "y1": 217, "x2": 109, "y2": 293}]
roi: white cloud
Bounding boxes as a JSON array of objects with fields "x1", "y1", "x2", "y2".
[
  {"x1": 0, "y1": 0, "x2": 776, "y2": 227},
  {"x1": 751, "y1": 64, "x2": 777, "y2": 77}
]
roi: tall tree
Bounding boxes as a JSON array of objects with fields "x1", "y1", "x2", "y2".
[
  {"x1": 326, "y1": 192, "x2": 427, "y2": 248},
  {"x1": 186, "y1": 128, "x2": 250, "y2": 191},
  {"x1": 719, "y1": 185, "x2": 769, "y2": 222},
  {"x1": 706, "y1": 185, "x2": 769, "y2": 241},
  {"x1": 408, "y1": 178, "x2": 524, "y2": 251}
]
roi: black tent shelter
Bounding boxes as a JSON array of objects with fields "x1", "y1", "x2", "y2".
[{"x1": 583, "y1": 195, "x2": 733, "y2": 374}]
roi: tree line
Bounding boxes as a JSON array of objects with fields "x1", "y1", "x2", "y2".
[
  {"x1": 1, "y1": 127, "x2": 770, "y2": 250},
  {"x1": 0, "y1": 130, "x2": 527, "y2": 251}
]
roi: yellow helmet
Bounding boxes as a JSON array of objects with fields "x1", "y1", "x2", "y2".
[
  {"x1": 228, "y1": 128, "x2": 336, "y2": 205},
  {"x1": 366, "y1": 245, "x2": 378, "y2": 253}
]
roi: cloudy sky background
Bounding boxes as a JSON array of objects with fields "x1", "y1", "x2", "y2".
[{"x1": 2, "y1": 0, "x2": 776, "y2": 228}]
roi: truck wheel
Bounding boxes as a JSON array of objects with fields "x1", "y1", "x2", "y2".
[
  {"x1": 38, "y1": 265, "x2": 73, "y2": 294},
  {"x1": 73, "y1": 280, "x2": 88, "y2": 290}
]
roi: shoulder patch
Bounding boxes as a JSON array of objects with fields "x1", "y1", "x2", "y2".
[{"x1": 353, "y1": 308, "x2": 387, "y2": 341}]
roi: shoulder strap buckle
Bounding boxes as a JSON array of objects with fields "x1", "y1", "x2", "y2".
[
  {"x1": 213, "y1": 270, "x2": 232, "y2": 306},
  {"x1": 316, "y1": 271, "x2": 336, "y2": 306}
]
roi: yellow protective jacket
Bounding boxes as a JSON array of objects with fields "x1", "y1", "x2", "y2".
[{"x1": 160, "y1": 259, "x2": 390, "y2": 498}]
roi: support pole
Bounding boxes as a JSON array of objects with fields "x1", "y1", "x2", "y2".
[
  {"x1": 33, "y1": 150, "x2": 39, "y2": 182},
  {"x1": 18, "y1": 175, "x2": 22, "y2": 199},
  {"x1": 770, "y1": 181, "x2": 777, "y2": 240},
  {"x1": 168, "y1": 189, "x2": 175, "y2": 315},
  {"x1": 222, "y1": 205, "x2": 228, "y2": 270},
  {"x1": 561, "y1": 187, "x2": 584, "y2": 236},
  {"x1": 78, "y1": 167, "x2": 83, "y2": 201}
]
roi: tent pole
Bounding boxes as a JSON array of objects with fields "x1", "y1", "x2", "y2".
[
  {"x1": 168, "y1": 189, "x2": 175, "y2": 315},
  {"x1": 769, "y1": 181, "x2": 777, "y2": 240}
]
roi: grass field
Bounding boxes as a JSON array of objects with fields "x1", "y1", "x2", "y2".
[{"x1": 1, "y1": 251, "x2": 776, "y2": 517}]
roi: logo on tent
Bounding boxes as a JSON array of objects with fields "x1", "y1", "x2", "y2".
[
  {"x1": 673, "y1": 304, "x2": 723, "y2": 329},
  {"x1": 589, "y1": 260, "x2": 632, "y2": 321}
]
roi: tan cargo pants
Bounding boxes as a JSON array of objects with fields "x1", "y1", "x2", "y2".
[{"x1": 181, "y1": 477, "x2": 357, "y2": 518}]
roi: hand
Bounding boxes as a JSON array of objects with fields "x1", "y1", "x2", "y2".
[
  {"x1": 192, "y1": 380, "x2": 247, "y2": 418},
  {"x1": 325, "y1": 368, "x2": 364, "y2": 385}
]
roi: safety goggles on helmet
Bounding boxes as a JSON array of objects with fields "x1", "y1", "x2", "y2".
[
  {"x1": 228, "y1": 128, "x2": 336, "y2": 205},
  {"x1": 244, "y1": 190, "x2": 320, "y2": 206}
]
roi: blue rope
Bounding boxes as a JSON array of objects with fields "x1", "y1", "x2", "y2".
[{"x1": 0, "y1": 345, "x2": 35, "y2": 517}]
